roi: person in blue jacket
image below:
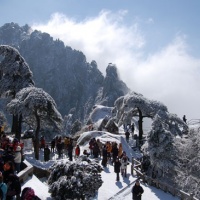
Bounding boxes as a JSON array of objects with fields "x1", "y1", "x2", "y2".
[{"x1": 0, "y1": 172, "x2": 7, "y2": 200}]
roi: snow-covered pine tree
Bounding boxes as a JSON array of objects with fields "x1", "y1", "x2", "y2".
[
  {"x1": 174, "y1": 125, "x2": 200, "y2": 198},
  {"x1": 142, "y1": 115, "x2": 199, "y2": 199},
  {"x1": 113, "y1": 92, "x2": 169, "y2": 142},
  {"x1": 48, "y1": 156, "x2": 103, "y2": 199},
  {"x1": 6, "y1": 86, "x2": 63, "y2": 160}
]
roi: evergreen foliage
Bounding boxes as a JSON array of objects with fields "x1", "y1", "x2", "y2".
[
  {"x1": 6, "y1": 87, "x2": 63, "y2": 128},
  {"x1": 48, "y1": 156, "x2": 103, "y2": 199},
  {"x1": 0, "y1": 45, "x2": 34, "y2": 98},
  {"x1": 6, "y1": 86, "x2": 63, "y2": 159}
]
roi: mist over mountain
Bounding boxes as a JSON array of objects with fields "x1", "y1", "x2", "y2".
[{"x1": 0, "y1": 22, "x2": 129, "y2": 123}]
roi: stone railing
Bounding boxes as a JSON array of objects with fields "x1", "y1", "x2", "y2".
[
  {"x1": 18, "y1": 160, "x2": 50, "y2": 184},
  {"x1": 18, "y1": 160, "x2": 34, "y2": 183}
]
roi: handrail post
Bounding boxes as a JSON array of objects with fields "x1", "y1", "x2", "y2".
[
  {"x1": 131, "y1": 157, "x2": 134, "y2": 175},
  {"x1": 131, "y1": 157, "x2": 135, "y2": 175},
  {"x1": 190, "y1": 192, "x2": 194, "y2": 200}
]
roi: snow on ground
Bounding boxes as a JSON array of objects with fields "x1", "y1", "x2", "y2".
[
  {"x1": 21, "y1": 175, "x2": 51, "y2": 200},
  {"x1": 23, "y1": 130, "x2": 180, "y2": 200},
  {"x1": 88, "y1": 105, "x2": 113, "y2": 124}
]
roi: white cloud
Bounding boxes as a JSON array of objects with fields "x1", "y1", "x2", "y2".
[
  {"x1": 32, "y1": 11, "x2": 144, "y2": 73},
  {"x1": 32, "y1": 11, "x2": 200, "y2": 120},
  {"x1": 132, "y1": 37, "x2": 200, "y2": 120}
]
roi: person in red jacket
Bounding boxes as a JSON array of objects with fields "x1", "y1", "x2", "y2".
[
  {"x1": 75, "y1": 145, "x2": 80, "y2": 158},
  {"x1": 40, "y1": 136, "x2": 45, "y2": 149}
]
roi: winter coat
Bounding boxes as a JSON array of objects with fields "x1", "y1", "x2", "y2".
[
  {"x1": 64, "y1": 138, "x2": 70, "y2": 147},
  {"x1": 40, "y1": 138, "x2": 45, "y2": 148},
  {"x1": 67, "y1": 143, "x2": 73, "y2": 153},
  {"x1": 3, "y1": 168, "x2": 14, "y2": 184},
  {"x1": 125, "y1": 131, "x2": 130, "y2": 139},
  {"x1": 2, "y1": 152, "x2": 14, "y2": 163},
  {"x1": 114, "y1": 160, "x2": 121, "y2": 173},
  {"x1": 121, "y1": 156, "x2": 128, "y2": 170},
  {"x1": 44, "y1": 147, "x2": 50, "y2": 161},
  {"x1": 75, "y1": 146, "x2": 80, "y2": 156},
  {"x1": 102, "y1": 148, "x2": 107, "y2": 158},
  {"x1": 14, "y1": 151, "x2": 21, "y2": 164},
  {"x1": 51, "y1": 140, "x2": 55, "y2": 148},
  {"x1": 93, "y1": 144, "x2": 100, "y2": 157},
  {"x1": 118, "y1": 145, "x2": 123, "y2": 157},
  {"x1": 96, "y1": 140, "x2": 102, "y2": 150},
  {"x1": 112, "y1": 146, "x2": 118, "y2": 158},
  {"x1": 56, "y1": 142, "x2": 63, "y2": 152},
  {"x1": 89, "y1": 140, "x2": 94, "y2": 150},
  {"x1": 0, "y1": 182, "x2": 7, "y2": 200},
  {"x1": 6, "y1": 174, "x2": 21, "y2": 198},
  {"x1": 132, "y1": 184, "x2": 144, "y2": 200},
  {"x1": 106, "y1": 143, "x2": 112, "y2": 153}
]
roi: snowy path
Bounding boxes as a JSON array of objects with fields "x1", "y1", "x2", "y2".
[
  {"x1": 97, "y1": 161, "x2": 180, "y2": 200},
  {"x1": 23, "y1": 163, "x2": 180, "y2": 200}
]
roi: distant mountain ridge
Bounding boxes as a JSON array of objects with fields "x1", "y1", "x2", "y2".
[{"x1": 0, "y1": 22, "x2": 129, "y2": 122}]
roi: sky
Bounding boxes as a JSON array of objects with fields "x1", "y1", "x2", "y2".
[{"x1": 1, "y1": 0, "x2": 200, "y2": 120}]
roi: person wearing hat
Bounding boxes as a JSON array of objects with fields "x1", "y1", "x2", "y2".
[
  {"x1": 132, "y1": 179, "x2": 144, "y2": 200},
  {"x1": 0, "y1": 172, "x2": 7, "y2": 200},
  {"x1": 14, "y1": 146, "x2": 22, "y2": 173}
]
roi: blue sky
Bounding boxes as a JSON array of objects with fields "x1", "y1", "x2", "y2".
[{"x1": 1, "y1": 0, "x2": 200, "y2": 120}]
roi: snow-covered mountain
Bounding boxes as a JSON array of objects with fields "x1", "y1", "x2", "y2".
[{"x1": 0, "y1": 22, "x2": 129, "y2": 123}]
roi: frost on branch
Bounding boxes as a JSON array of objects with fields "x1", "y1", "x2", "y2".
[
  {"x1": 7, "y1": 86, "x2": 63, "y2": 128},
  {"x1": 48, "y1": 156, "x2": 103, "y2": 199},
  {"x1": 113, "y1": 92, "x2": 168, "y2": 127}
]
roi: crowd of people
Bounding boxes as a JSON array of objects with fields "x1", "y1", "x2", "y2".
[
  {"x1": 39, "y1": 135, "x2": 76, "y2": 162},
  {"x1": 40, "y1": 133, "x2": 145, "y2": 199},
  {"x1": 0, "y1": 124, "x2": 145, "y2": 199},
  {"x1": 0, "y1": 130, "x2": 42, "y2": 199},
  {"x1": 39, "y1": 134, "x2": 133, "y2": 183}
]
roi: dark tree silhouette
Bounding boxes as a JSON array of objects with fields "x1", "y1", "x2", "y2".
[{"x1": 0, "y1": 45, "x2": 34, "y2": 139}]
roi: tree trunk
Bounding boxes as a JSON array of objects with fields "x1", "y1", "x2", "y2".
[
  {"x1": 137, "y1": 108, "x2": 143, "y2": 143},
  {"x1": 34, "y1": 112, "x2": 40, "y2": 160},
  {"x1": 12, "y1": 114, "x2": 18, "y2": 134},
  {"x1": 16, "y1": 114, "x2": 22, "y2": 140}
]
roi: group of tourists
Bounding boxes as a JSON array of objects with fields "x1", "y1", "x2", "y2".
[
  {"x1": 38, "y1": 131, "x2": 145, "y2": 199},
  {"x1": 86, "y1": 137, "x2": 145, "y2": 200},
  {"x1": 40, "y1": 135, "x2": 76, "y2": 162},
  {"x1": 0, "y1": 132, "x2": 41, "y2": 199}
]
